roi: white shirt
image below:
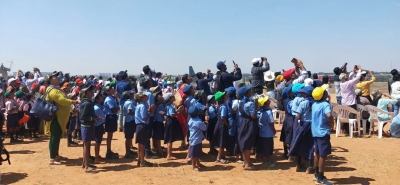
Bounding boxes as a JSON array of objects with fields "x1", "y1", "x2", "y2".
[
  {"x1": 292, "y1": 70, "x2": 308, "y2": 84},
  {"x1": 391, "y1": 81, "x2": 400, "y2": 99}
]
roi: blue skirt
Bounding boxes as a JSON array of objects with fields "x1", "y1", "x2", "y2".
[
  {"x1": 152, "y1": 121, "x2": 165, "y2": 140},
  {"x1": 164, "y1": 116, "x2": 184, "y2": 144},
  {"x1": 280, "y1": 114, "x2": 295, "y2": 144},
  {"x1": 124, "y1": 120, "x2": 136, "y2": 139},
  {"x1": 212, "y1": 118, "x2": 228, "y2": 149},
  {"x1": 288, "y1": 121, "x2": 314, "y2": 160},
  {"x1": 256, "y1": 137, "x2": 274, "y2": 157},
  {"x1": 237, "y1": 117, "x2": 258, "y2": 152},
  {"x1": 94, "y1": 125, "x2": 104, "y2": 144},
  {"x1": 27, "y1": 114, "x2": 39, "y2": 129},
  {"x1": 190, "y1": 143, "x2": 202, "y2": 158},
  {"x1": 206, "y1": 117, "x2": 218, "y2": 141},
  {"x1": 6, "y1": 113, "x2": 19, "y2": 128}
]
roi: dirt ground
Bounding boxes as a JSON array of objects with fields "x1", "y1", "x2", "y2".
[{"x1": 1, "y1": 83, "x2": 399, "y2": 185}]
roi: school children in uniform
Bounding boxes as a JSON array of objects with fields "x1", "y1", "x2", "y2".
[
  {"x1": 237, "y1": 84, "x2": 258, "y2": 170},
  {"x1": 134, "y1": 92, "x2": 154, "y2": 167},
  {"x1": 139, "y1": 77, "x2": 158, "y2": 159},
  {"x1": 289, "y1": 86, "x2": 316, "y2": 173},
  {"x1": 122, "y1": 90, "x2": 136, "y2": 159},
  {"x1": 93, "y1": 92, "x2": 106, "y2": 164},
  {"x1": 232, "y1": 95, "x2": 243, "y2": 163},
  {"x1": 16, "y1": 90, "x2": 25, "y2": 140},
  {"x1": 163, "y1": 92, "x2": 184, "y2": 160},
  {"x1": 256, "y1": 96, "x2": 277, "y2": 167},
  {"x1": 78, "y1": 85, "x2": 100, "y2": 173},
  {"x1": 188, "y1": 105, "x2": 208, "y2": 171},
  {"x1": 103, "y1": 86, "x2": 120, "y2": 159},
  {"x1": 206, "y1": 95, "x2": 218, "y2": 155},
  {"x1": 224, "y1": 87, "x2": 237, "y2": 157},
  {"x1": 67, "y1": 93, "x2": 79, "y2": 147},
  {"x1": 5, "y1": 90, "x2": 22, "y2": 143},
  {"x1": 23, "y1": 93, "x2": 39, "y2": 140},
  {"x1": 291, "y1": 83, "x2": 305, "y2": 135},
  {"x1": 279, "y1": 84, "x2": 294, "y2": 159},
  {"x1": 182, "y1": 84, "x2": 195, "y2": 162},
  {"x1": 153, "y1": 89, "x2": 165, "y2": 157},
  {"x1": 311, "y1": 86, "x2": 334, "y2": 185},
  {"x1": 212, "y1": 91, "x2": 230, "y2": 164}
]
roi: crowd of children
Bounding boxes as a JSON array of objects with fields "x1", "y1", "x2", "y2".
[{"x1": 0, "y1": 60, "x2": 346, "y2": 185}]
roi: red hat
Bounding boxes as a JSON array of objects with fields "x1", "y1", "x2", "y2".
[
  {"x1": 283, "y1": 68, "x2": 296, "y2": 80},
  {"x1": 75, "y1": 78, "x2": 83, "y2": 84},
  {"x1": 74, "y1": 87, "x2": 80, "y2": 94}
]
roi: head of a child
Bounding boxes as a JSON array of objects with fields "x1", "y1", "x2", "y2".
[
  {"x1": 194, "y1": 90, "x2": 204, "y2": 101},
  {"x1": 207, "y1": 95, "x2": 215, "y2": 105},
  {"x1": 93, "y1": 93, "x2": 104, "y2": 104},
  {"x1": 122, "y1": 91, "x2": 131, "y2": 101},
  {"x1": 183, "y1": 84, "x2": 195, "y2": 96},
  {"x1": 104, "y1": 85, "x2": 114, "y2": 96},
  {"x1": 238, "y1": 84, "x2": 253, "y2": 100},
  {"x1": 312, "y1": 86, "x2": 328, "y2": 102},
  {"x1": 4, "y1": 89, "x2": 15, "y2": 100},
  {"x1": 298, "y1": 86, "x2": 314, "y2": 98},
  {"x1": 188, "y1": 105, "x2": 204, "y2": 118},
  {"x1": 80, "y1": 85, "x2": 94, "y2": 100},
  {"x1": 15, "y1": 90, "x2": 24, "y2": 100},
  {"x1": 135, "y1": 92, "x2": 148, "y2": 103},
  {"x1": 371, "y1": 90, "x2": 382, "y2": 100},
  {"x1": 24, "y1": 93, "x2": 33, "y2": 101},
  {"x1": 215, "y1": 91, "x2": 228, "y2": 105},
  {"x1": 258, "y1": 96, "x2": 270, "y2": 109},
  {"x1": 163, "y1": 93, "x2": 174, "y2": 104},
  {"x1": 155, "y1": 91, "x2": 163, "y2": 103},
  {"x1": 225, "y1": 87, "x2": 237, "y2": 100},
  {"x1": 68, "y1": 92, "x2": 78, "y2": 101}
]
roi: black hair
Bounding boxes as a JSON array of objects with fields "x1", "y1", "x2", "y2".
[
  {"x1": 307, "y1": 71, "x2": 312, "y2": 78},
  {"x1": 312, "y1": 73, "x2": 319, "y2": 80},
  {"x1": 143, "y1": 66, "x2": 151, "y2": 75},
  {"x1": 25, "y1": 71, "x2": 31, "y2": 79},
  {"x1": 393, "y1": 74, "x2": 400, "y2": 81},
  {"x1": 391, "y1": 69, "x2": 398, "y2": 76},
  {"x1": 196, "y1": 72, "x2": 203, "y2": 79},
  {"x1": 154, "y1": 91, "x2": 163, "y2": 104},
  {"x1": 322, "y1": 75, "x2": 329, "y2": 84},
  {"x1": 156, "y1": 72, "x2": 162, "y2": 78},
  {"x1": 99, "y1": 76, "x2": 103, "y2": 80},
  {"x1": 24, "y1": 93, "x2": 32, "y2": 101},
  {"x1": 182, "y1": 74, "x2": 189, "y2": 83},
  {"x1": 107, "y1": 78, "x2": 112, "y2": 81}
]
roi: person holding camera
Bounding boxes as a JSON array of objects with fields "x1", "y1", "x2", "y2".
[
  {"x1": 250, "y1": 57, "x2": 270, "y2": 95},
  {"x1": 355, "y1": 70, "x2": 375, "y2": 103}
]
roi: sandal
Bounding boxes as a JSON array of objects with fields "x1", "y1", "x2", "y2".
[
  {"x1": 85, "y1": 167, "x2": 96, "y2": 173},
  {"x1": 166, "y1": 156, "x2": 177, "y2": 161},
  {"x1": 215, "y1": 158, "x2": 229, "y2": 164},
  {"x1": 49, "y1": 159, "x2": 62, "y2": 165},
  {"x1": 243, "y1": 166, "x2": 257, "y2": 171}
]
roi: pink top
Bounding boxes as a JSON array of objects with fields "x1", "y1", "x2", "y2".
[{"x1": 340, "y1": 70, "x2": 362, "y2": 106}]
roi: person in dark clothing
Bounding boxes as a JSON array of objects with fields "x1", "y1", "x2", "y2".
[
  {"x1": 196, "y1": 70, "x2": 213, "y2": 96},
  {"x1": 313, "y1": 73, "x2": 319, "y2": 80},
  {"x1": 250, "y1": 57, "x2": 270, "y2": 95},
  {"x1": 216, "y1": 61, "x2": 242, "y2": 90},
  {"x1": 388, "y1": 69, "x2": 398, "y2": 94}
]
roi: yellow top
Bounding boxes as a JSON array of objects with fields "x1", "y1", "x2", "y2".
[
  {"x1": 44, "y1": 87, "x2": 73, "y2": 135},
  {"x1": 355, "y1": 76, "x2": 376, "y2": 96}
]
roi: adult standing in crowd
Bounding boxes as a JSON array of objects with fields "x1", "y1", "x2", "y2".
[
  {"x1": 264, "y1": 71, "x2": 276, "y2": 99},
  {"x1": 45, "y1": 72, "x2": 80, "y2": 164},
  {"x1": 250, "y1": 57, "x2": 270, "y2": 95},
  {"x1": 355, "y1": 70, "x2": 375, "y2": 102},
  {"x1": 138, "y1": 65, "x2": 157, "y2": 92},
  {"x1": 390, "y1": 74, "x2": 400, "y2": 116},
  {"x1": 388, "y1": 69, "x2": 398, "y2": 94},
  {"x1": 333, "y1": 67, "x2": 343, "y2": 105},
  {"x1": 196, "y1": 69, "x2": 213, "y2": 96},
  {"x1": 116, "y1": 71, "x2": 132, "y2": 132},
  {"x1": 216, "y1": 61, "x2": 242, "y2": 91},
  {"x1": 339, "y1": 65, "x2": 362, "y2": 135},
  {"x1": 25, "y1": 67, "x2": 43, "y2": 91}
]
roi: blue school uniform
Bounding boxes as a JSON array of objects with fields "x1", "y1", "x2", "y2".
[
  {"x1": 212, "y1": 103, "x2": 229, "y2": 149},
  {"x1": 206, "y1": 104, "x2": 218, "y2": 141},
  {"x1": 237, "y1": 98, "x2": 258, "y2": 152},
  {"x1": 135, "y1": 102, "x2": 149, "y2": 144},
  {"x1": 104, "y1": 95, "x2": 119, "y2": 132},
  {"x1": 311, "y1": 100, "x2": 332, "y2": 156},
  {"x1": 291, "y1": 96, "x2": 304, "y2": 134},
  {"x1": 188, "y1": 117, "x2": 207, "y2": 158},
  {"x1": 164, "y1": 103, "x2": 184, "y2": 144},
  {"x1": 94, "y1": 103, "x2": 106, "y2": 144},
  {"x1": 153, "y1": 103, "x2": 165, "y2": 140},
  {"x1": 288, "y1": 99, "x2": 314, "y2": 160},
  {"x1": 256, "y1": 107, "x2": 275, "y2": 157},
  {"x1": 123, "y1": 99, "x2": 136, "y2": 139}
]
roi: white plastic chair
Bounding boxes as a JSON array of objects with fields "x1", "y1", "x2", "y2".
[
  {"x1": 365, "y1": 105, "x2": 394, "y2": 138},
  {"x1": 332, "y1": 105, "x2": 361, "y2": 138},
  {"x1": 356, "y1": 104, "x2": 369, "y2": 135},
  {"x1": 269, "y1": 98, "x2": 285, "y2": 126}
]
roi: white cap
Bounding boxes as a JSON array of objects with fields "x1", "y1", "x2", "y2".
[
  {"x1": 7, "y1": 78, "x2": 16, "y2": 85},
  {"x1": 252, "y1": 58, "x2": 261, "y2": 65}
]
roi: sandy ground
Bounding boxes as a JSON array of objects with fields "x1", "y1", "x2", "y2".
[{"x1": 1, "y1": 83, "x2": 399, "y2": 185}]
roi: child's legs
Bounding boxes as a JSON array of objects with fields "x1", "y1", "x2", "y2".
[
  {"x1": 217, "y1": 147, "x2": 225, "y2": 159},
  {"x1": 138, "y1": 143, "x2": 145, "y2": 162},
  {"x1": 95, "y1": 143, "x2": 101, "y2": 158},
  {"x1": 167, "y1": 143, "x2": 173, "y2": 156},
  {"x1": 83, "y1": 141, "x2": 91, "y2": 167},
  {"x1": 243, "y1": 150, "x2": 251, "y2": 166},
  {"x1": 318, "y1": 155, "x2": 327, "y2": 172},
  {"x1": 107, "y1": 132, "x2": 113, "y2": 151},
  {"x1": 186, "y1": 145, "x2": 191, "y2": 160},
  {"x1": 192, "y1": 157, "x2": 199, "y2": 168}
]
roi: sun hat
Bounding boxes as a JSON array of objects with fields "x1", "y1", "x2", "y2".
[
  {"x1": 276, "y1": 75, "x2": 284, "y2": 82},
  {"x1": 252, "y1": 58, "x2": 261, "y2": 65},
  {"x1": 163, "y1": 92, "x2": 174, "y2": 101},
  {"x1": 304, "y1": 78, "x2": 314, "y2": 87},
  {"x1": 183, "y1": 84, "x2": 193, "y2": 95},
  {"x1": 283, "y1": 68, "x2": 296, "y2": 80},
  {"x1": 264, "y1": 71, "x2": 275, "y2": 81},
  {"x1": 355, "y1": 89, "x2": 362, "y2": 96},
  {"x1": 150, "y1": 86, "x2": 161, "y2": 96},
  {"x1": 4, "y1": 90, "x2": 12, "y2": 98},
  {"x1": 214, "y1": 91, "x2": 226, "y2": 101},
  {"x1": 257, "y1": 96, "x2": 269, "y2": 107},
  {"x1": 225, "y1": 87, "x2": 236, "y2": 96},
  {"x1": 207, "y1": 95, "x2": 215, "y2": 102},
  {"x1": 238, "y1": 84, "x2": 253, "y2": 97},
  {"x1": 80, "y1": 85, "x2": 94, "y2": 98},
  {"x1": 67, "y1": 92, "x2": 77, "y2": 99},
  {"x1": 292, "y1": 83, "x2": 305, "y2": 95},
  {"x1": 339, "y1": 73, "x2": 347, "y2": 81},
  {"x1": 7, "y1": 78, "x2": 16, "y2": 85},
  {"x1": 134, "y1": 92, "x2": 147, "y2": 101},
  {"x1": 312, "y1": 86, "x2": 327, "y2": 101},
  {"x1": 188, "y1": 106, "x2": 200, "y2": 118},
  {"x1": 298, "y1": 86, "x2": 314, "y2": 96}
]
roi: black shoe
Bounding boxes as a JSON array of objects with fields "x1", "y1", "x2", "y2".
[
  {"x1": 106, "y1": 151, "x2": 119, "y2": 159},
  {"x1": 124, "y1": 154, "x2": 136, "y2": 159},
  {"x1": 137, "y1": 161, "x2": 141, "y2": 167},
  {"x1": 145, "y1": 153, "x2": 159, "y2": 159},
  {"x1": 68, "y1": 142, "x2": 78, "y2": 147},
  {"x1": 129, "y1": 151, "x2": 137, "y2": 155},
  {"x1": 140, "y1": 161, "x2": 154, "y2": 167},
  {"x1": 208, "y1": 149, "x2": 218, "y2": 155},
  {"x1": 296, "y1": 164, "x2": 307, "y2": 172},
  {"x1": 119, "y1": 128, "x2": 124, "y2": 132}
]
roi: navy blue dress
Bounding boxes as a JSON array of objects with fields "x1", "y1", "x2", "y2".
[
  {"x1": 164, "y1": 116, "x2": 184, "y2": 144},
  {"x1": 237, "y1": 102, "x2": 258, "y2": 152},
  {"x1": 279, "y1": 99, "x2": 295, "y2": 144},
  {"x1": 288, "y1": 120, "x2": 314, "y2": 160},
  {"x1": 212, "y1": 104, "x2": 229, "y2": 149}
]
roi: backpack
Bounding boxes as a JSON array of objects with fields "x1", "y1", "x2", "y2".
[{"x1": 215, "y1": 72, "x2": 226, "y2": 92}]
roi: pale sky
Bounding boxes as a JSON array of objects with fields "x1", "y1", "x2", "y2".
[{"x1": 0, "y1": 0, "x2": 399, "y2": 75}]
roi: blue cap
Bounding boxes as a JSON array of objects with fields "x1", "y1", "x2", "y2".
[
  {"x1": 183, "y1": 84, "x2": 193, "y2": 95},
  {"x1": 225, "y1": 87, "x2": 236, "y2": 96},
  {"x1": 282, "y1": 84, "x2": 293, "y2": 99},
  {"x1": 216, "y1": 60, "x2": 226, "y2": 70},
  {"x1": 313, "y1": 80, "x2": 323, "y2": 88},
  {"x1": 238, "y1": 84, "x2": 253, "y2": 97},
  {"x1": 292, "y1": 83, "x2": 305, "y2": 95},
  {"x1": 298, "y1": 86, "x2": 314, "y2": 96},
  {"x1": 151, "y1": 69, "x2": 156, "y2": 73},
  {"x1": 188, "y1": 106, "x2": 200, "y2": 118}
]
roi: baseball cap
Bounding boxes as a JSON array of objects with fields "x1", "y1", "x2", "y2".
[
  {"x1": 216, "y1": 60, "x2": 226, "y2": 70},
  {"x1": 283, "y1": 68, "x2": 296, "y2": 80},
  {"x1": 312, "y1": 86, "x2": 327, "y2": 101},
  {"x1": 298, "y1": 86, "x2": 314, "y2": 96},
  {"x1": 214, "y1": 91, "x2": 226, "y2": 101},
  {"x1": 183, "y1": 84, "x2": 193, "y2": 95},
  {"x1": 238, "y1": 84, "x2": 253, "y2": 97},
  {"x1": 257, "y1": 96, "x2": 269, "y2": 107}
]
